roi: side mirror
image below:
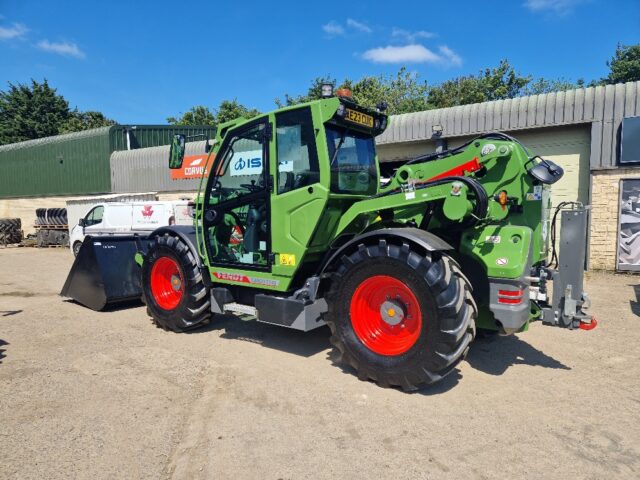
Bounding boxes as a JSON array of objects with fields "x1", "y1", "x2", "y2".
[
  {"x1": 78, "y1": 218, "x2": 86, "y2": 227},
  {"x1": 527, "y1": 158, "x2": 564, "y2": 185},
  {"x1": 169, "y1": 134, "x2": 186, "y2": 169}
]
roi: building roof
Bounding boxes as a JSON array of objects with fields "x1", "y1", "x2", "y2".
[
  {"x1": 0, "y1": 126, "x2": 112, "y2": 153},
  {"x1": 377, "y1": 80, "x2": 640, "y2": 170}
]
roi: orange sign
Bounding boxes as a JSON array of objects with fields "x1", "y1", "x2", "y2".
[{"x1": 171, "y1": 154, "x2": 215, "y2": 180}]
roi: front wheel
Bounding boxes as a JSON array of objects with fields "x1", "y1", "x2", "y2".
[
  {"x1": 142, "y1": 233, "x2": 211, "y2": 332},
  {"x1": 72, "y1": 241, "x2": 82, "y2": 257},
  {"x1": 325, "y1": 239, "x2": 476, "y2": 390}
]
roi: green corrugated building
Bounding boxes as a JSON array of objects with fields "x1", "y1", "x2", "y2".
[{"x1": 0, "y1": 125, "x2": 215, "y2": 198}]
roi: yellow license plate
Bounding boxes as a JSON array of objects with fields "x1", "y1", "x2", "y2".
[{"x1": 345, "y1": 108, "x2": 374, "y2": 128}]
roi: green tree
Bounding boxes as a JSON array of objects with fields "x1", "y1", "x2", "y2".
[
  {"x1": 0, "y1": 79, "x2": 70, "y2": 144},
  {"x1": 215, "y1": 99, "x2": 260, "y2": 125},
  {"x1": 524, "y1": 77, "x2": 584, "y2": 96},
  {"x1": 277, "y1": 70, "x2": 429, "y2": 115},
  {"x1": 167, "y1": 100, "x2": 259, "y2": 127},
  {"x1": 60, "y1": 110, "x2": 116, "y2": 133},
  {"x1": 166, "y1": 105, "x2": 216, "y2": 126},
  {"x1": 604, "y1": 43, "x2": 640, "y2": 84},
  {"x1": 351, "y1": 68, "x2": 430, "y2": 115},
  {"x1": 427, "y1": 60, "x2": 531, "y2": 108}
]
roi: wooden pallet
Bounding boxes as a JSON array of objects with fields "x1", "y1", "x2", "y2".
[{"x1": 34, "y1": 224, "x2": 69, "y2": 230}]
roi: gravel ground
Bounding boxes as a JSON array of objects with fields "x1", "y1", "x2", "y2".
[{"x1": 1, "y1": 247, "x2": 639, "y2": 479}]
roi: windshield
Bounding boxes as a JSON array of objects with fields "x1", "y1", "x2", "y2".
[{"x1": 325, "y1": 125, "x2": 377, "y2": 195}]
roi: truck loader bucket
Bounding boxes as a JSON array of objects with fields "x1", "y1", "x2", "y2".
[{"x1": 60, "y1": 235, "x2": 151, "y2": 311}]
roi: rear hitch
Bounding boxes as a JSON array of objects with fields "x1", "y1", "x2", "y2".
[{"x1": 533, "y1": 205, "x2": 597, "y2": 330}]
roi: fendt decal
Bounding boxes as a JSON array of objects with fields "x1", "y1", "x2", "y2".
[{"x1": 212, "y1": 272, "x2": 279, "y2": 287}]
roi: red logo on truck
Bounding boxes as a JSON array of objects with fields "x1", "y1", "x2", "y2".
[{"x1": 141, "y1": 205, "x2": 154, "y2": 217}]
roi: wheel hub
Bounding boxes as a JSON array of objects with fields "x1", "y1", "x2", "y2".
[
  {"x1": 380, "y1": 300, "x2": 405, "y2": 326},
  {"x1": 350, "y1": 275, "x2": 423, "y2": 356},
  {"x1": 150, "y1": 256, "x2": 184, "y2": 310},
  {"x1": 170, "y1": 275, "x2": 182, "y2": 291}
]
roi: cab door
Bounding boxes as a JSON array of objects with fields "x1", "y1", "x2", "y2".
[
  {"x1": 269, "y1": 107, "x2": 327, "y2": 276},
  {"x1": 202, "y1": 119, "x2": 272, "y2": 270}
]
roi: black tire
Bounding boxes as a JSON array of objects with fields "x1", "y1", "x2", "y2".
[
  {"x1": 142, "y1": 233, "x2": 211, "y2": 332},
  {"x1": 36, "y1": 208, "x2": 46, "y2": 226},
  {"x1": 0, "y1": 232, "x2": 18, "y2": 245},
  {"x1": 325, "y1": 239, "x2": 476, "y2": 391},
  {"x1": 59, "y1": 208, "x2": 68, "y2": 226},
  {"x1": 73, "y1": 241, "x2": 83, "y2": 257},
  {"x1": 0, "y1": 218, "x2": 21, "y2": 231}
]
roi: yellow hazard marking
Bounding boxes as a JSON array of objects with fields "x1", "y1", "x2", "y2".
[{"x1": 279, "y1": 254, "x2": 296, "y2": 266}]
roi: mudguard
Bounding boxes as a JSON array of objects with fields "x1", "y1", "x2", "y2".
[
  {"x1": 319, "y1": 227, "x2": 453, "y2": 275},
  {"x1": 147, "y1": 226, "x2": 202, "y2": 267}
]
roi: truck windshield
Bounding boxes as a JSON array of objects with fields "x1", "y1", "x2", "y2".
[{"x1": 325, "y1": 125, "x2": 377, "y2": 195}]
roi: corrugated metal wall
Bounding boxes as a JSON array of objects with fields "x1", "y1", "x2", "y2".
[
  {"x1": 109, "y1": 126, "x2": 216, "y2": 151},
  {"x1": 110, "y1": 140, "x2": 210, "y2": 193},
  {"x1": 0, "y1": 127, "x2": 113, "y2": 198},
  {"x1": 0, "y1": 125, "x2": 216, "y2": 199},
  {"x1": 376, "y1": 81, "x2": 640, "y2": 171}
]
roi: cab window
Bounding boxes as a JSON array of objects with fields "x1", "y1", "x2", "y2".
[
  {"x1": 275, "y1": 108, "x2": 320, "y2": 194},
  {"x1": 85, "y1": 206, "x2": 104, "y2": 226},
  {"x1": 210, "y1": 124, "x2": 266, "y2": 202},
  {"x1": 326, "y1": 125, "x2": 377, "y2": 195}
]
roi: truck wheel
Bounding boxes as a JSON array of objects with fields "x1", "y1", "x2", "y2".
[
  {"x1": 72, "y1": 241, "x2": 83, "y2": 257},
  {"x1": 325, "y1": 240, "x2": 476, "y2": 391},
  {"x1": 142, "y1": 233, "x2": 211, "y2": 332}
]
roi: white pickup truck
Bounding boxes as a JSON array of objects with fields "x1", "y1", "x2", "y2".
[{"x1": 69, "y1": 201, "x2": 193, "y2": 256}]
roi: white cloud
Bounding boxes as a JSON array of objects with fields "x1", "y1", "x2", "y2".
[
  {"x1": 323, "y1": 18, "x2": 371, "y2": 37},
  {"x1": 322, "y1": 21, "x2": 345, "y2": 37},
  {"x1": 37, "y1": 40, "x2": 85, "y2": 59},
  {"x1": 524, "y1": 0, "x2": 587, "y2": 14},
  {"x1": 438, "y1": 45, "x2": 462, "y2": 67},
  {"x1": 391, "y1": 28, "x2": 435, "y2": 43},
  {"x1": 0, "y1": 22, "x2": 28, "y2": 40},
  {"x1": 362, "y1": 43, "x2": 462, "y2": 67},
  {"x1": 363, "y1": 44, "x2": 441, "y2": 64},
  {"x1": 346, "y1": 18, "x2": 372, "y2": 34}
]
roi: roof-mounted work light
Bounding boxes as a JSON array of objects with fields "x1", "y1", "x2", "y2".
[{"x1": 321, "y1": 83, "x2": 334, "y2": 98}]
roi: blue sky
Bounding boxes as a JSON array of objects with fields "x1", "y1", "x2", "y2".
[{"x1": 1, "y1": 0, "x2": 638, "y2": 124}]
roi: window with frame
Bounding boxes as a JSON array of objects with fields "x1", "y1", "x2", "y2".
[
  {"x1": 275, "y1": 108, "x2": 320, "y2": 194},
  {"x1": 85, "y1": 206, "x2": 104, "y2": 226}
]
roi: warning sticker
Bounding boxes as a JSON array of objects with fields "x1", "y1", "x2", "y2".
[
  {"x1": 526, "y1": 185, "x2": 543, "y2": 201},
  {"x1": 279, "y1": 254, "x2": 296, "y2": 266},
  {"x1": 496, "y1": 257, "x2": 509, "y2": 266}
]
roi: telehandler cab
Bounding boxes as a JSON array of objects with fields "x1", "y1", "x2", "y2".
[{"x1": 62, "y1": 87, "x2": 596, "y2": 390}]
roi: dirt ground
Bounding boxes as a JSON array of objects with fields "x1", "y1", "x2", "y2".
[{"x1": 0, "y1": 248, "x2": 639, "y2": 479}]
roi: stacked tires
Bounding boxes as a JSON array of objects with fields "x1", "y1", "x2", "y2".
[
  {"x1": 0, "y1": 218, "x2": 23, "y2": 245},
  {"x1": 34, "y1": 208, "x2": 69, "y2": 247},
  {"x1": 35, "y1": 208, "x2": 68, "y2": 226}
]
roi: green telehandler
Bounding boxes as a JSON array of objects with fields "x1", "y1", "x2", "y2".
[{"x1": 62, "y1": 87, "x2": 596, "y2": 390}]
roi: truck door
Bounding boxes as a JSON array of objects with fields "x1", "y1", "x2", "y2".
[
  {"x1": 83, "y1": 205, "x2": 105, "y2": 235},
  {"x1": 203, "y1": 119, "x2": 272, "y2": 269},
  {"x1": 269, "y1": 107, "x2": 325, "y2": 276}
]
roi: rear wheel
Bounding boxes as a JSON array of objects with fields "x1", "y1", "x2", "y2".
[
  {"x1": 142, "y1": 233, "x2": 211, "y2": 332},
  {"x1": 325, "y1": 239, "x2": 476, "y2": 390}
]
